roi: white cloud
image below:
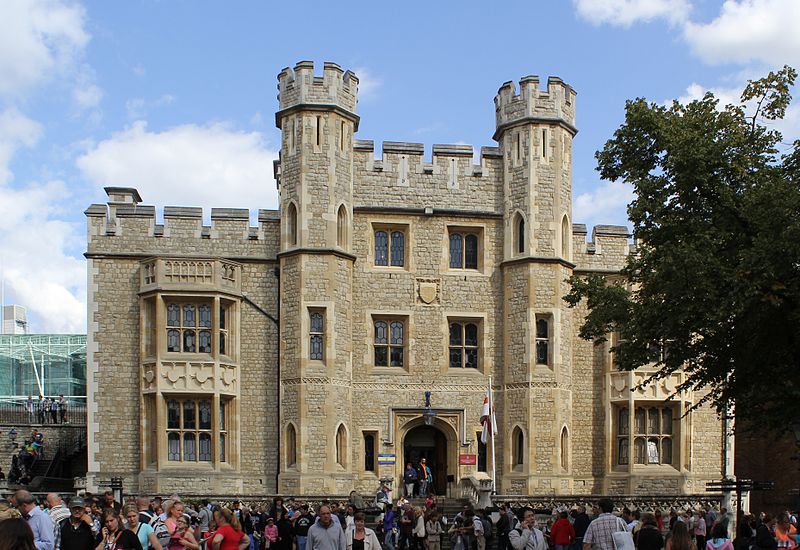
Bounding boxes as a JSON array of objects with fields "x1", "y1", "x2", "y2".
[
  {"x1": 352, "y1": 67, "x2": 382, "y2": 100},
  {"x1": 76, "y1": 121, "x2": 280, "y2": 214},
  {"x1": 574, "y1": 180, "x2": 634, "y2": 228},
  {"x1": 0, "y1": 180, "x2": 86, "y2": 333},
  {"x1": 0, "y1": 108, "x2": 43, "y2": 185},
  {"x1": 684, "y1": 0, "x2": 800, "y2": 66},
  {"x1": 74, "y1": 83, "x2": 103, "y2": 109},
  {"x1": 573, "y1": 0, "x2": 691, "y2": 27},
  {"x1": 0, "y1": 0, "x2": 90, "y2": 98}
]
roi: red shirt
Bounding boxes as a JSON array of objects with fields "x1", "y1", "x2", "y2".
[
  {"x1": 550, "y1": 518, "x2": 576, "y2": 545},
  {"x1": 215, "y1": 524, "x2": 245, "y2": 550}
]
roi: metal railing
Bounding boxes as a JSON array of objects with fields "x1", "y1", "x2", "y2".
[{"x1": 0, "y1": 398, "x2": 86, "y2": 425}]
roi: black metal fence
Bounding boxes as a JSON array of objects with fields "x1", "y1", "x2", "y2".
[{"x1": 0, "y1": 400, "x2": 86, "y2": 425}]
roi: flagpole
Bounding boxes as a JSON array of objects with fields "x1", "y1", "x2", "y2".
[{"x1": 489, "y1": 376, "x2": 497, "y2": 494}]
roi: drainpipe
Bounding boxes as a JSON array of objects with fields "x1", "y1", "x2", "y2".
[{"x1": 241, "y1": 264, "x2": 280, "y2": 491}]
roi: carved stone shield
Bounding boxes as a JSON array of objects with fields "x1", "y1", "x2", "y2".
[{"x1": 419, "y1": 282, "x2": 437, "y2": 304}]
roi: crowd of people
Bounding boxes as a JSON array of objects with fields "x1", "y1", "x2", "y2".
[
  {"x1": 24, "y1": 395, "x2": 70, "y2": 425},
  {"x1": 0, "y1": 488, "x2": 797, "y2": 550},
  {"x1": 4, "y1": 427, "x2": 46, "y2": 485}
]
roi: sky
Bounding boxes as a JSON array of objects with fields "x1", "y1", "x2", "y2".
[{"x1": 1, "y1": 0, "x2": 799, "y2": 334}]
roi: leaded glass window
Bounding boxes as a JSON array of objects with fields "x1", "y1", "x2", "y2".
[
  {"x1": 374, "y1": 319, "x2": 405, "y2": 367},
  {"x1": 449, "y1": 322, "x2": 479, "y2": 369},
  {"x1": 449, "y1": 231, "x2": 479, "y2": 269},
  {"x1": 535, "y1": 317, "x2": 550, "y2": 365},
  {"x1": 449, "y1": 234, "x2": 463, "y2": 268},
  {"x1": 375, "y1": 231, "x2": 389, "y2": 266},
  {"x1": 617, "y1": 405, "x2": 676, "y2": 466},
  {"x1": 166, "y1": 398, "x2": 213, "y2": 463},
  {"x1": 310, "y1": 310, "x2": 324, "y2": 361},
  {"x1": 166, "y1": 302, "x2": 216, "y2": 354},
  {"x1": 390, "y1": 231, "x2": 404, "y2": 266}
]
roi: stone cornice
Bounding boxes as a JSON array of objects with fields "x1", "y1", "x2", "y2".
[
  {"x1": 493, "y1": 116, "x2": 578, "y2": 141},
  {"x1": 500, "y1": 256, "x2": 576, "y2": 269},
  {"x1": 276, "y1": 248, "x2": 357, "y2": 262},
  {"x1": 354, "y1": 205, "x2": 503, "y2": 219},
  {"x1": 275, "y1": 104, "x2": 360, "y2": 131}
]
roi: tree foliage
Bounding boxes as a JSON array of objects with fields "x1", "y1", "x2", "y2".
[{"x1": 564, "y1": 66, "x2": 800, "y2": 432}]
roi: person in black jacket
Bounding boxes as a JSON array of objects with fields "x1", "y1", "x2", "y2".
[
  {"x1": 755, "y1": 514, "x2": 777, "y2": 550},
  {"x1": 571, "y1": 507, "x2": 591, "y2": 550},
  {"x1": 61, "y1": 498, "x2": 95, "y2": 550}
]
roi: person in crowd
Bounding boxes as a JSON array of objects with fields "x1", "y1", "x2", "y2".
[
  {"x1": 398, "y1": 503, "x2": 415, "y2": 550},
  {"x1": 731, "y1": 515, "x2": 753, "y2": 550},
  {"x1": 583, "y1": 499, "x2": 628, "y2": 550},
  {"x1": 211, "y1": 508, "x2": 249, "y2": 550},
  {"x1": 705, "y1": 522, "x2": 732, "y2": 550},
  {"x1": 346, "y1": 512, "x2": 380, "y2": 550},
  {"x1": 426, "y1": 511, "x2": 444, "y2": 550},
  {"x1": 27, "y1": 395, "x2": 35, "y2": 424},
  {"x1": 705, "y1": 509, "x2": 716, "y2": 531},
  {"x1": 634, "y1": 513, "x2": 663, "y2": 550},
  {"x1": 774, "y1": 513, "x2": 797, "y2": 550},
  {"x1": 551, "y1": 511, "x2": 576, "y2": 550},
  {"x1": 46, "y1": 493, "x2": 71, "y2": 550},
  {"x1": 449, "y1": 517, "x2": 466, "y2": 550},
  {"x1": 716, "y1": 511, "x2": 729, "y2": 535},
  {"x1": 755, "y1": 513, "x2": 777, "y2": 550},
  {"x1": 474, "y1": 509, "x2": 487, "y2": 550},
  {"x1": 510, "y1": 508, "x2": 548, "y2": 550},
  {"x1": 571, "y1": 507, "x2": 591, "y2": 550},
  {"x1": 16, "y1": 489, "x2": 55, "y2": 550},
  {"x1": 38, "y1": 396, "x2": 46, "y2": 424},
  {"x1": 0, "y1": 516, "x2": 37, "y2": 550},
  {"x1": 417, "y1": 459, "x2": 432, "y2": 498},
  {"x1": 694, "y1": 512, "x2": 707, "y2": 550},
  {"x1": 403, "y1": 464, "x2": 418, "y2": 498},
  {"x1": 307, "y1": 505, "x2": 345, "y2": 550},
  {"x1": 49, "y1": 397, "x2": 58, "y2": 424},
  {"x1": 60, "y1": 497, "x2": 95, "y2": 550},
  {"x1": 497, "y1": 504, "x2": 512, "y2": 550},
  {"x1": 413, "y1": 507, "x2": 426, "y2": 550},
  {"x1": 270, "y1": 499, "x2": 288, "y2": 522},
  {"x1": 295, "y1": 505, "x2": 314, "y2": 550},
  {"x1": 344, "y1": 505, "x2": 356, "y2": 532},
  {"x1": 382, "y1": 503, "x2": 396, "y2": 550},
  {"x1": 666, "y1": 522, "x2": 695, "y2": 550},
  {"x1": 264, "y1": 517, "x2": 279, "y2": 548},
  {"x1": 102, "y1": 492, "x2": 122, "y2": 515},
  {"x1": 96, "y1": 508, "x2": 143, "y2": 550},
  {"x1": 275, "y1": 510, "x2": 294, "y2": 550},
  {"x1": 163, "y1": 501, "x2": 186, "y2": 536},
  {"x1": 123, "y1": 505, "x2": 162, "y2": 550},
  {"x1": 164, "y1": 515, "x2": 198, "y2": 550},
  {"x1": 58, "y1": 395, "x2": 68, "y2": 424},
  {"x1": 654, "y1": 512, "x2": 664, "y2": 534}
]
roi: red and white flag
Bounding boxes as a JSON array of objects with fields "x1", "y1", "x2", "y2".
[{"x1": 480, "y1": 384, "x2": 497, "y2": 444}]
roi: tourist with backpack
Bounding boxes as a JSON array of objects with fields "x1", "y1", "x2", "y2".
[{"x1": 137, "y1": 497, "x2": 170, "y2": 549}]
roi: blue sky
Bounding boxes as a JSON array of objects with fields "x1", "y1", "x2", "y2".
[{"x1": 1, "y1": 0, "x2": 798, "y2": 333}]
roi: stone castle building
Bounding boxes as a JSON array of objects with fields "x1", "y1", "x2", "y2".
[{"x1": 85, "y1": 61, "x2": 724, "y2": 496}]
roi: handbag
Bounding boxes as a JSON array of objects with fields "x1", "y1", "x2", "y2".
[{"x1": 612, "y1": 519, "x2": 636, "y2": 550}]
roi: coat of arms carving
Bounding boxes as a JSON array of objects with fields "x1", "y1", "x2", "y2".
[{"x1": 416, "y1": 278, "x2": 440, "y2": 305}]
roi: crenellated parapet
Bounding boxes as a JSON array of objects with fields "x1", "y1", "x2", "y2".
[
  {"x1": 276, "y1": 60, "x2": 359, "y2": 128},
  {"x1": 494, "y1": 76, "x2": 577, "y2": 140},
  {"x1": 572, "y1": 224, "x2": 635, "y2": 271},
  {"x1": 352, "y1": 140, "x2": 503, "y2": 178},
  {"x1": 85, "y1": 188, "x2": 280, "y2": 253}
]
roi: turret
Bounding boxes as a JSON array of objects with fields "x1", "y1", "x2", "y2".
[{"x1": 274, "y1": 61, "x2": 358, "y2": 251}]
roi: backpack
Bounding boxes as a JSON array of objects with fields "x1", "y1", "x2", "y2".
[
  {"x1": 482, "y1": 518, "x2": 494, "y2": 541},
  {"x1": 141, "y1": 510, "x2": 170, "y2": 548}
]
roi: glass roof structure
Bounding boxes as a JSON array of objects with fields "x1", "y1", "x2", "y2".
[{"x1": 0, "y1": 334, "x2": 86, "y2": 401}]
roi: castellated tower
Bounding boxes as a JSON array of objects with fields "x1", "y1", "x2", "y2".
[
  {"x1": 495, "y1": 77, "x2": 579, "y2": 494},
  {"x1": 276, "y1": 61, "x2": 358, "y2": 493}
]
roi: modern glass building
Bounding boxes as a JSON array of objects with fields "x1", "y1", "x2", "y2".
[{"x1": 0, "y1": 335, "x2": 86, "y2": 399}]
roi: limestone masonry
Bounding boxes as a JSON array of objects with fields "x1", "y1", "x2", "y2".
[{"x1": 85, "y1": 61, "x2": 723, "y2": 496}]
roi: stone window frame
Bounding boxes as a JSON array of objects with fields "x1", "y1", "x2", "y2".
[
  {"x1": 308, "y1": 308, "x2": 325, "y2": 362},
  {"x1": 165, "y1": 397, "x2": 214, "y2": 464},
  {"x1": 446, "y1": 225, "x2": 484, "y2": 273},
  {"x1": 166, "y1": 302, "x2": 213, "y2": 354},
  {"x1": 511, "y1": 425, "x2": 525, "y2": 472},
  {"x1": 336, "y1": 204, "x2": 349, "y2": 250},
  {"x1": 161, "y1": 297, "x2": 237, "y2": 361},
  {"x1": 614, "y1": 403, "x2": 677, "y2": 469},
  {"x1": 560, "y1": 426, "x2": 569, "y2": 472},
  {"x1": 363, "y1": 431, "x2": 378, "y2": 473},
  {"x1": 513, "y1": 211, "x2": 527, "y2": 256},
  {"x1": 285, "y1": 201, "x2": 299, "y2": 249},
  {"x1": 285, "y1": 422, "x2": 298, "y2": 469},
  {"x1": 335, "y1": 423, "x2": 348, "y2": 468},
  {"x1": 368, "y1": 312, "x2": 411, "y2": 373},
  {"x1": 560, "y1": 214, "x2": 571, "y2": 261},
  {"x1": 370, "y1": 222, "x2": 410, "y2": 270},
  {"x1": 447, "y1": 319, "x2": 480, "y2": 370},
  {"x1": 534, "y1": 313, "x2": 552, "y2": 366}
]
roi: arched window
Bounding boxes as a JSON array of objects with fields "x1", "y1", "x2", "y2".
[
  {"x1": 337, "y1": 205, "x2": 347, "y2": 248},
  {"x1": 287, "y1": 203, "x2": 298, "y2": 247},
  {"x1": 561, "y1": 215, "x2": 570, "y2": 259},
  {"x1": 286, "y1": 423, "x2": 297, "y2": 467},
  {"x1": 512, "y1": 426, "x2": 524, "y2": 468},
  {"x1": 336, "y1": 424, "x2": 347, "y2": 467},
  {"x1": 535, "y1": 317, "x2": 550, "y2": 365},
  {"x1": 560, "y1": 427, "x2": 569, "y2": 471},
  {"x1": 514, "y1": 213, "x2": 525, "y2": 255}
]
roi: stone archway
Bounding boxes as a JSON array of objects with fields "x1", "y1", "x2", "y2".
[{"x1": 399, "y1": 417, "x2": 458, "y2": 497}]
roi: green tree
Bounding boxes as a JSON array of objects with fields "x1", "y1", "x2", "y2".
[{"x1": 565, "y1": 66, "x2": 800, "y2": 432}]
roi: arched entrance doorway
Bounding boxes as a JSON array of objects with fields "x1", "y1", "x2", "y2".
[{"x1": 403, "y1": 424, "x2": 448, "y2": 495}]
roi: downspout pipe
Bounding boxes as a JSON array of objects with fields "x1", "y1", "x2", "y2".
[{"x1": 241, "y1": 265, "x2": 281, "y2": 491}]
